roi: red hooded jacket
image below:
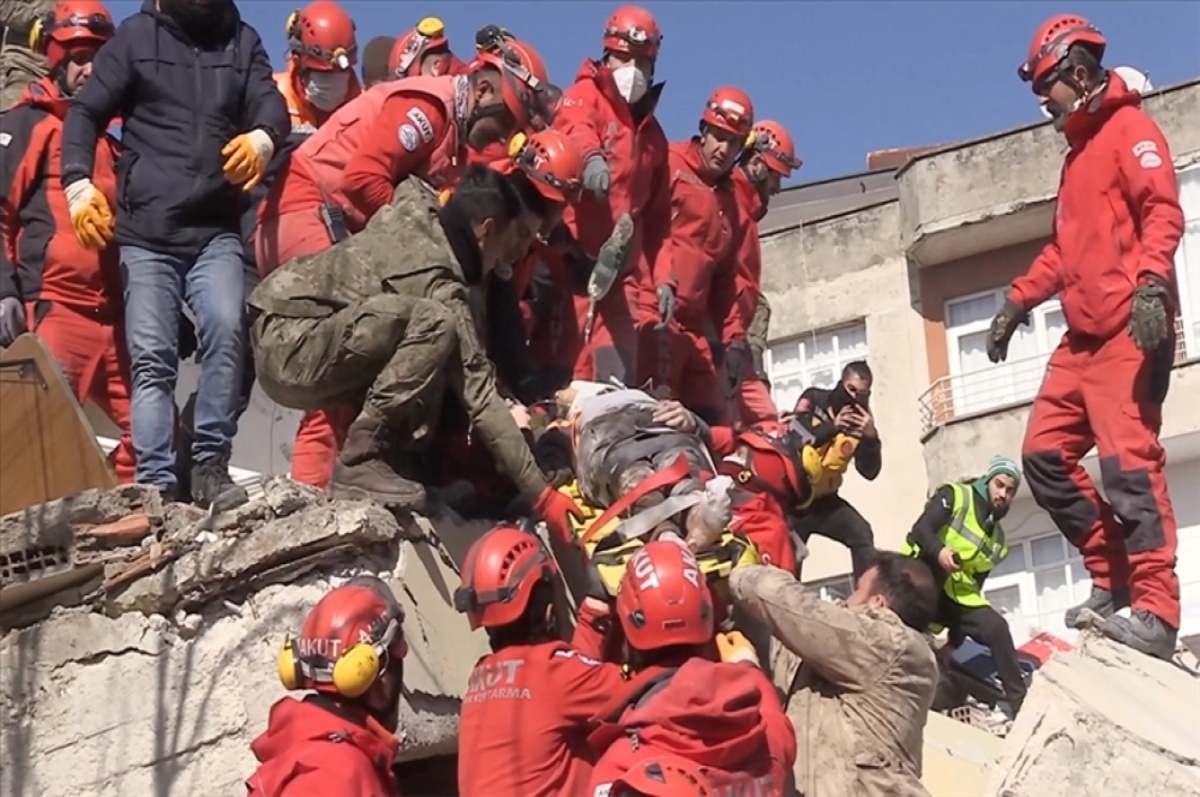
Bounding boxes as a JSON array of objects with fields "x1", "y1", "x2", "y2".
[
  {"x1": 553, "y1": 60, "x2": 671, "y2": 317},
  {"x1": 0, "y1": 78, "x2": 121, "y2": 317},
  {"x1": 587, "y1": 658, "x2": 796, "y2": 796},
  {"x1": 657, "y1": 139, "x2": 744, "y2": 344},
  {"x1": 730, "y1": 169, "x2": 769, "y2": 340},
  {"x1": 1009, "y1": 71, "x2": 1184, "y2": 339},
  {"x1": 246, "y1": 696, "x2": 402, "y2": 797}
]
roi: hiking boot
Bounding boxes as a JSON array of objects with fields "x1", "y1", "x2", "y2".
[
  {"x1": 1064, "y1": 586, "x2": 1130, "y2": 629},
  {"x1": 191, "y1": 457, "x2": 249, "y2": 512},
  {"x1": 329, "y1": 413, "x2": 427, "y2": 511},
  {"x1": 1101, "y1": 609, "x2": 1178, "y2": 660}
]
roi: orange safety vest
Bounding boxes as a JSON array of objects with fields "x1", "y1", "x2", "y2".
[
  {"x1": 290, "y1": 75, "x2": 467, "y2": 215},
  {"x1": 273, "y1": 70, "x2": 321, "y2": 136}
]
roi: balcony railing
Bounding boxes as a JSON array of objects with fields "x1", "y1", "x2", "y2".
[{"x1": 919, "y1": 319, "x2": 1192, "y2": 436}]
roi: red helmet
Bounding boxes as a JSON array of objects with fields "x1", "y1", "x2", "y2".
[
  {"x1": 612, "y1": 756, "x2": 716, "y2": 797},
  {"x1": 473, "y1": 38, "x2": 552, "y2": 132},
  {"x1": 616, "y1": 542, "x2": 713, "y2": 652},
  {"x1": 282, "y1": 578, "x2": 408, "y2": 697},
  {"x1": 31, "y1": 0, "x2": 114, "y2": 72},
  {"x1": 510, "y1": 129, "x2": 584, "y2": 202},
  {"x1": 1019, "y1": 15, "x2": 1107, "y2": 91},
  {"x1": 454, "y1": 525, "x2": 559, "y2": 630},
  {"x1": 603, "y1": 5, "x2": 662, "y2": 60},
  {"x1": 389, "y1": 16, "x2": 452, "y2": 78},
  {"x1": 286, "y1": 1, "x2": 357, "y2": 72},
  {"x1": 702, "y1": 86, "x2": 754, "y2": 138},
  {"x1": 751, "y1": 120, "x2": 802, "y2": 176}
]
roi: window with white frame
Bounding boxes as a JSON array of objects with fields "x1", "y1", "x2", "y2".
[
  {"x1": 1175, "y1": 164, "x2": 1200, "y2": 359},
  {"x1": 766, "y1": 322, "x2": 868, "y2": 412},
  {"x1": 943, "y1": 289, "x2": 1066, "y2": 417},
  {"x1": 982, "y1": 532, "x2": 1091, "y2": 639}
]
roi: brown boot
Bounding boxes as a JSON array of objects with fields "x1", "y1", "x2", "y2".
[{"x1": 329, "y1": 413, "x2": 428, "y2": 510}]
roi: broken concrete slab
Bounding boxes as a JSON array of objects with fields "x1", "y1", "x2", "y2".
[
  {"x1": 983, "y1": 630, "x2": 1200, "y2": 796},
  {"x1": 921, "y1": 711, "x2": 1004, "y2": 796}
]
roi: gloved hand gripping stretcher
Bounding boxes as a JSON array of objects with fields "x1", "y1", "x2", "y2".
[{"x1": 552, "y1": 383, "x2": 761, "y2": 601}]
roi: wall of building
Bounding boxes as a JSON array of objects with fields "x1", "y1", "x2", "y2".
[{"x1": 760, "y1": 201, "x2": 931, "y2": 579}]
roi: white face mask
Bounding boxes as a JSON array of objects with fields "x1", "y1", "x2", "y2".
[
  {"x1": 303, "y1": 70, "x2": 351, "y2": 112},
  {"x1": 611, "y1": 64, "x2": 648, "y2": 105}
]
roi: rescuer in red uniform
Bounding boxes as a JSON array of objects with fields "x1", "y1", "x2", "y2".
[
  {"x1": 247, "y1": 577, "x2": 409, "y2": 797},
  {"x1": 256, "y1": 36, "x2": 552, "y2": 490},
  {"x1": 989, "y1": 15, "x2": 1185, "y2": 659},
  {"x1": 731, "y1": 120, "x2": 802, "y2": 424},
  {"x1": 553, "y1": 5, "x2": 671, "y2": 385},
  {"x1": 0, "y1": 1, "x2": 135, "y2": 482},
  {"x1": 272, "y1": 1, "x2": 361, "y2": 136},
  {"x1": 648, "y1": 87, "x2": 755, "y2": 423},
  {"x1": 387, "y1": 16, "x2": 468, "y2": 79}
]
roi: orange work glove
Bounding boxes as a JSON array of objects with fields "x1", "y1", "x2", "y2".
[
  {"x1": 221, "y1": 129, "x2": 275, "y2": 192},
  {"x1": 64, "y1": 178, "x2": 115, "y2": 250}
]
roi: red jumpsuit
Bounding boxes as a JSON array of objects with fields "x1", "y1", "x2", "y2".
[
  {"x1": 644, "y1": 139, "x2": 742, "y2": 419},
  {"x1": 711, "y1": 424, "x2": 798, "y2": 573},
  {"x1": 0, "y1": 78, "x2": 135, "y2": 482},
  {"x1": 553, "y1": 60, "x2": 671, "y2": 386},
  {"x1": 518, "y1": 234, "x2": 583, "y2": 385},
  {"x1": 1014, "y1": 73, "x2": 1184, "y2": 628},
  {"x1": 457, "y1": 603, "x2": 658, "y2": 797},
  {"x1": 730, "y1": 169, "x2": 779, "y2": 424},
  {"x1": 246, "y1": 695, "x2": 402, "y2": 796},
  {"x1": 256, "y1": 77, "x2": 467, "y2": 489},
  {"x1": 587, "y1": 658, "x2": 796, "y2": 796}
]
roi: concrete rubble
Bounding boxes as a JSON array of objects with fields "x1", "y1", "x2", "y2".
[
  {"x1": 3, "y1": 481, "x2": 1199, "y2": 796},
  {"x1": 0, "y1": 480, "x2": 495, "y2": 797}
]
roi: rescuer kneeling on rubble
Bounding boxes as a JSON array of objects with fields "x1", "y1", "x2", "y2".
[
  {"x1": 246, "y1": 576, "x2": 408, "y2": 797},
  {"x1": 731, "y1": 552, "x2": 939, "y2": 796},
  {"x1": 903, "y1": 455, "x2": 1027, "y2": 717},
  {"x1": 248, "y1": 166, "x2": 582, "y2": 537}
]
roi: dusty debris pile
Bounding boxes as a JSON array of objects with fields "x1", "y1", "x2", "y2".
[{"x1": 0, "y1": 480, "x2": 494, "y2": 797}]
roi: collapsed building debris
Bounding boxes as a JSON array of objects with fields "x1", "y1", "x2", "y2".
[{"x1": 0, "y1": 480, "x2": 497, "y2": 797}]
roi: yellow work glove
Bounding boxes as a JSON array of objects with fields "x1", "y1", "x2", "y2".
[
  {"x1": 63, "y1": 178, "x2": 115, "y2": 250},
  {"x1": 716, "y1": 630, "x2": 759, "y2": 666},
  {"x1": 221, "y1": 129, "x2": 275, "y2": 192}
]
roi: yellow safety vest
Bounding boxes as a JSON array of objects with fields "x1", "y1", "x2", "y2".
[
  {"x1": 801, "y1": 432, "x2": 860, "y2": 501},
  {"x1": 902, "y1": 482, "x2": 1008, "y2": 608}
]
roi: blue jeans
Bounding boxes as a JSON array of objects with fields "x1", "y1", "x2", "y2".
[{"x1": 120, "y1": 233, "x2": 246, "y2": 488}]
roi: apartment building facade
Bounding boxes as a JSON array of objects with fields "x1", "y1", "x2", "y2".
[{"x1": 758, "y1": 77, "x2": 1200, "y2": 638}]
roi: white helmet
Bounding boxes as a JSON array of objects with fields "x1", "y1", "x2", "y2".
[{"x1": 1040, "y1": 65, "x2": 1153, "y2": 119}]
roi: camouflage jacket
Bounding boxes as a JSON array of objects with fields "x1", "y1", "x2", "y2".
[
  {"x1": 249, "y1": 180, "x2": 547, "y2": 498},
  {"x1": 731, "y1": 566, "x2": 936, "y2": 797}
]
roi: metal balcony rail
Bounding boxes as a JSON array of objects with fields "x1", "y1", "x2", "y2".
[{"x1": 919, "y1": 318, "x2": 1192, "y2": 436}]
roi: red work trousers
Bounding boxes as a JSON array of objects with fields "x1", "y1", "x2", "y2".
[
  {"x1": 30, "y1": 301, "x2": 136, "y2": 483},
  {"x1": 637, "y1": 321, "x2": 722, "y2": 421},
  {"x1": 1021, "y1": 330, "x2": 1180, "y2": 628},
  {"x1": 254, "y1": 206, "x2": 333, "y2": 278},
  {"x1": 573, "y1": 281, "x2": 643, "y2": 386},
  {"x1": 729, "y1": 490, "x2": 796, "y2": 574},
  {"x1": 736, "y1": 374, "x2": 778, "y2": 425},
  {"x1": 253, "y1": 207, "x2": 356, "y2": 489}
]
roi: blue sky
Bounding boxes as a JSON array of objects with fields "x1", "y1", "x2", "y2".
[{"x1": 106, "y1": 1, "x2": 1199, "y2": 182}]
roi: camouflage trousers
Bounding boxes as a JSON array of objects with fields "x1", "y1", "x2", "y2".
[
  {"x1": 747, "y1": 293, "x2": 771, "y2": 381},
  {"x1": 252, "y1": 294, "x2": 456, "y2": 433}
]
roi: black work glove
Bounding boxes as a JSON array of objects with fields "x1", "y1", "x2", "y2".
[
  {"x1": 654, "y1": 284, "x2": 676, "y2": 330},
  {"x1": 583, "y1": 559, "x2": 611, "y2": 602},
  {"x1": 725, "y1": 341, "x2": 748, "y2": 396},
  {"x1": 178, "y1": 313, "x2": 198, "y2": 361},
  {"x1": 0, "y1": 296, "x2": 28, "y2": 347},
  {"x1": 1128, "y1": 275, "x2": 1171, "y2": 352},
  {"x1": 986, "y1": 299, "x2": 1029, "y2": 364},
  {"x1": 582, "y1": 155, "x2": 610, "y2": 201}
]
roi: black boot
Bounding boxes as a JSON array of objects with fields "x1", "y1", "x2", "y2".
[
  {"x1": 191, "y1": 456, "x2": 249, "y2": 512},
  {"x1": 1101, "y1": 609, "x2": 1178, "y2": 660},
  {"x1": 1064, "y1": 586, "x2": 1130, "y2": 629},
  {"x1": 329, "y1": 413, "x2": 427, "y2": 510}
]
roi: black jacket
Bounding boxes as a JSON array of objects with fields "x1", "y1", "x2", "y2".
[
  {"x1": 792, "y1": 386, "x2": 882, "y2": 482},
  {"x1": 61, "y1": 0, "x2": 288, "y2": 256}
]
